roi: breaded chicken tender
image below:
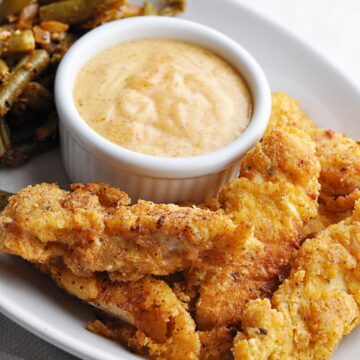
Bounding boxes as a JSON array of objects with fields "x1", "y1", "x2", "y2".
[
  {"x1": 0, "y1": 182, "x2": 236, "y2": 281},
  {"x1": 40, "y1": 262, "x2": 200, "y2": 360},
  {"x1": 268, "y1": 92, "x2": 317, "y2": 132},
  {"x1": 185, "y1": 127, "x2": 320, "y2": 330},
  {"x1": 269, "y1": 93, "x2": 360, "y2": 217},
  {"x1": 312, "y1": 129, "x2": 360, "y2": 206},
  {"x1": 233, "y1": 202, "x2": 360, "y2": 360}
]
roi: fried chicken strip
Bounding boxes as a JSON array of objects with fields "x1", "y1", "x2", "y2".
[
  {"x1": 40, "y1": 262, "x2": 200, "y2": 360},
  {"x1": 233, "y1": 201, "x2": 360, "y2": 360},
  {"x1": 312, "y1": 129, "x2": 360, "y2": 208},
  {"x1": 0, "y1": 182, "x2": 236, "y2": 281},
  {"x1": 269, "y1": 92, "x2": 360, "y2": 217},
  {"x1": 185, "y1": 127, "x2": 320, "y2": 330}
]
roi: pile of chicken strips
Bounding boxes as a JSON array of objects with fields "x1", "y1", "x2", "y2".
[{"x1": 1, "y1": 92, "x2": 360, "y2": 360}]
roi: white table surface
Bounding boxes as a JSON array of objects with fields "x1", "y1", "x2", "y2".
[{"x1": 1, "y1": 1, "x2": 359, "y2": 359}]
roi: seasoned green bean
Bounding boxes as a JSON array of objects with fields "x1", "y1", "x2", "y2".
[
  {"x1": 0, "y1": 0, "x2": 33, "y2": 23},
  {"x1": 39, "y1": 0, "x2": 65, "y2": 4},
  {"x1": 0, "y1": 190, "x2": 12, "y2": 211},
  {"x1": 0, "y1": 136, "x2": 5, "y2": 156},
  {"x1": 0, "y1": 29, "x2": 35, "y2": 55},
  {"x1": 11, "y1": 119, "x2": 39, "y2": 143},
  {"x1": 0, "y1": 138, "x2": 57, "y2": 167},
  {"x1": 0, "y1": 59, "x2": 9, "y2": 81},
  {"x1": 40, "y1": 73, "x2": 55, "y2": 89},
  {"x1": 35, "y1": 111, "x2": 58, "y2": 141},
  {"x1": 8, "y1": 101, "x2": 27, "y2": 119},
  {"x1": 0, "y1": 117, "x2": 11, "y2": 156},
  {"x1": 17, "y1": 4, "x2": 39, "y2": 29},
  {"x1": 39, "y1": 0, "x2": 100, "y2": 25},
  {"x1": 20, "y1": 82, "x2": 53, "y2": 112},
  {"x1": 0, "y1": 50, "x2": 50, "y2": 117}
]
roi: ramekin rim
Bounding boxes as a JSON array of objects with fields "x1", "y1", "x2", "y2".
[{"x1": 55, "y1": 16, "x2": 271, "y2": 179}]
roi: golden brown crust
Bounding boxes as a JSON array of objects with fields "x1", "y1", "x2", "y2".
[
  {"x1": 71, "y1": 182, "x2": 131, "y2": 208},
  {"x1": 311, "y1": 129, "x2": 360, "y2": 203},
  {"x1": 199, "y1": 327, "x2": 234, "y2": 360},
  {"x1": 267, "y1": 92, "x2": 317, "y2": 133},
  {"x1": 185, "y1": 127, "x2": 320, "y2": 330},
  {"x1": 0, "y1": 182, "x2": 236, "y2": 281},
  {"x1": 233, "y1": 202, "x2": 360, "y2": 360},
  {"x1": 41, "y1": 263, "x2": 200, "y2": 360},
  {"x1": 86, "y1": 320, "x2": 146, "y2": 357},
  {"x1": 269, "y1": 92, "x2": 360, "y2": 217}
]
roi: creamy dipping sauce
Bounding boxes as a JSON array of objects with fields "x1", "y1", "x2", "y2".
[{"x1": 74, "y1": 39, "x2": 252, "y2": 157}]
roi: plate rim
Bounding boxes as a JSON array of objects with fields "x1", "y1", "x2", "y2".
[{"x1": 225, "y1": 0, "x2": 360, "y2": 98}]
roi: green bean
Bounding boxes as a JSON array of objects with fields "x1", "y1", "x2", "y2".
[
  {"x1": 39, "y1": 0, "x2": 101, "y2": 25},
  {"x1": 0, "y1": 141, "x2": 5, "y2": 158},
  {"x1": 13, "y1": 52, "x2": 33, "y2": 70},
  {"x1": 8, "y1": 100, "x2": 27, "y2": 118},
  {"x1": 143, "y1": 1, "x2": 158, "y2": 15},
  {"x1": 0, "y1": 0, "x2": 33, "y2": 23},
  {"x1": 0, "y1": 138, "x2": 57, "y2": 167},
  {"x1": 40, "y1": 31, "x2": 76, "y2": 58},
  {"x1": 0, "y1": 118, "x2": 11, "y2": 148},
  {"x1": 0, "y1": 24, "x2": 16, "y2": 31},
  {"x1": 11, "y1": 120, "x2": 39, "y2": 143},
  {"x1": 0, "y1": 29, "x2": 35, "y2": 55},
  {"x1": 10, "y1": 112, "x2": 57, "y2": 144},
  {"x1": 40, "y1": 73, "x2": 55, "y2": 89},
  {"x1": 0, "y1": 190, "x2": 12, "y2": 211},
  {"x1": 17, "y1": 4, "x2": 39, "y2": 29},
  {"x1": 0, "y1": 60, "x2": 9, "y2": 82},
  {"x1": 0, "y1": 118, "x2": 11, "y2": 156},
  {"x1": 35, "y1": 111, "x2": 58, "y2": 141},
  {"x1": 39, "y1": 0, "x2": 65, "y2": 4},
  {"x1": 21, "y1": 82, "x2": 53, "y2": 112},
  {"x1": 0, "y1": 50, "x2": 50, "y2": 117}
]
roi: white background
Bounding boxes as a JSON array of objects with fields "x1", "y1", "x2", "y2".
[{"x1": 237, "y1": 0, "x2": 360, "y2": 85}]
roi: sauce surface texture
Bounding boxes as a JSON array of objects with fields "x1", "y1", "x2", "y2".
[{"x1": 74, "y1": 39, "x2": 252, "y2": 157}]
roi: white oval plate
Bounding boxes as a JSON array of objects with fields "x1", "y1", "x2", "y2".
[{"x1": 1, "y1": 1, "x2": 360, "y2": 359}]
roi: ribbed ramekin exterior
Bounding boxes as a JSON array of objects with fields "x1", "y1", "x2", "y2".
[{"x1": 60, "y1": 125, "x2": 240, "y2": 203}]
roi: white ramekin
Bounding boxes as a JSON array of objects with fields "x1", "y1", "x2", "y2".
[{"x1": 55, "y1": 16, "x2": 271, "y2": 203}]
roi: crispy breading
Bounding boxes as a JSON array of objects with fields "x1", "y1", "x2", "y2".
[
  {"x1": 301, "y1": 203, "x2": 352, "y2": 239},
  {"x1": 268, "y1": 92, "x2": 317, "y2": 133},
  {"x1": 41, "y1": 263, "x2": 200, "y2": 360},
  {"x1": 233, "y1": 202, "x2": 360, "y2": 360},
  {"x1": 269, "y1": 92, "x2": 360, "y2": 215},
  {"x1": 199, "y1": 327, "x2": 234, "y2": 360},
  {"x1": 185, "y1": 127, "x2": 320, "y2": 330},
  {"x1": 0, "y1": 182, "x2": 236, "y2": 281},
  {"x1": 311, "y1": 129, "x2": 360, "y2": 206},
  {"x1": 88, "y1": 315, "x2": 235, "y2": 360},
  {"x1": 86, "y1": 319, "x2": 146, "y2": 356}
]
